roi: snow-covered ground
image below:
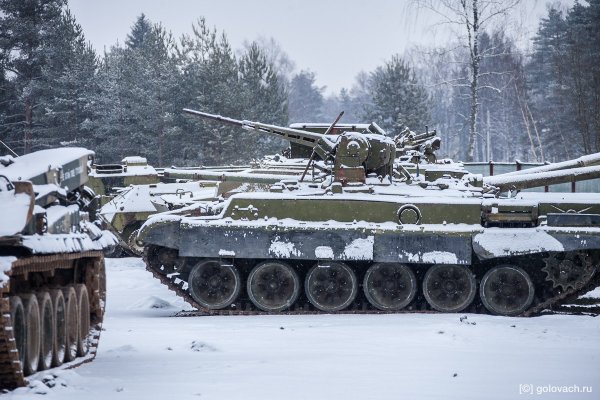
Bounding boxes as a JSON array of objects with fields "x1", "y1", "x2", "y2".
[{"x1": 6, "y1": 258, "x2": 600, "y2": 399}]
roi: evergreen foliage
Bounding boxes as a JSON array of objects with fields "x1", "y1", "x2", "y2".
[
  {"x1": 0, "y1": 0, "x2": 598, "y2": 164},
  {"x1": 288, "y1": 70, "x2": 324, "y2": 124},
  {"x1": 362, "y1": 55, "x2": 430, "y2": 136}
]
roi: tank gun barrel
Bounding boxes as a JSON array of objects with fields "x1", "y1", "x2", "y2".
[
  {"x1": 499, "y1": 152, "x2": 600, "y2": 177},
  {"x1": 183, "y1": 108, "x2": 336, "y2": 159},
  {"x1": 412, "y1": 130, "x2": 437, "y2": 143},
  {"x1": 164, "y1": 168, "x2": 302, "y2": 185},
  {"x1": 484, "y1": 164, "x2": 600, "y2": 191}
]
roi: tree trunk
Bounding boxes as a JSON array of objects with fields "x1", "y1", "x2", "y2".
[
  {"x1": 24, "y1": 99, "x2": 32, "y2": 154},
  {"x1": 465, "y1": 0, "x2": 480, "y2": 162}
]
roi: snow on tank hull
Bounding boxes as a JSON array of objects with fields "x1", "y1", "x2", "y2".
[
  {"x1": 0, "y1": 148, "x2": 117, "y2": 390},
  {"x1": 140, "y1": 189, "x2": 600, "y2": 317},
  {"x1": 139, "y1": 110, "x2": 600, "y2": 317}
]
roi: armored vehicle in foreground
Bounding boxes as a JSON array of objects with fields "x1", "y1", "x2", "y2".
[
  {"x1": 139, "y1": 110, "x2": 600, "y2": 317},
  {"x1": 0, "y1": 148, "x2": 116, "y2": 389}
]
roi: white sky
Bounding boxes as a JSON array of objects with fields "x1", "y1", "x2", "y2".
[{"x1": 68, "y1": 0, "x2": 569, "y2": 95}]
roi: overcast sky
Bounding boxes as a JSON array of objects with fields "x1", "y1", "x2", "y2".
[{"x1": 69, "y1": 0, "x2": 568, "y2": 95}]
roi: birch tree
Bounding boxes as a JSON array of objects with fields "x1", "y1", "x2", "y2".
[{"x1": 415, "y1": 0, "x2": 521, "y2": 161}]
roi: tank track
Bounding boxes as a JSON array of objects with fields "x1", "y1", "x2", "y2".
[
  {"x1": 0, "y1": 251, "x2": 105, "y2": 390},
  {"x1": 144, "y1": 249, "x2": 598, "y2": 318}
]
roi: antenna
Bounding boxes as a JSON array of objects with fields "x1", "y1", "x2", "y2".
[{"x1": 299, "y1": 111, "x2": 344, "y2": 182}]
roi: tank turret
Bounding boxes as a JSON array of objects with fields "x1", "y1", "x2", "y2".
[{"x1": 183, "y1": 109, "x2": 396, "y2": 184}]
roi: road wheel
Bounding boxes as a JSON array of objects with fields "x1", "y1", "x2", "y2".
[
  {"x1": 63, "y1": 286, "x2": 79, "y2": 362},
  {"x1": 247, "y1": 261, "x2": 300, "y2": 312},
  {"x1": 188, "y1": 260, "x2": 241, "y2": 309},
  {"x1": 305, "y1": 262, "x2": 358, "y2": 312},
  {"x1": 75, "y1": 284, "x2": 91, "y2": 356},
  {"x1": 480, "y1": 265, "x2": 534, "y2": 316},
  {"x1": 364, "y1": 263, "x2": 417, "y2": 311},
  {"x1": 50, "y1": 289, "x2": 66, "y2": 366},
  {"x1": 423, "y1": 264, "x2": 477, "y2": 312},
  {"x1": 36, "y1": 291, "x2": 54, "y2": 370},
  {"x1": 21, "y1": 294, "x2": 41, "y2": 375}
]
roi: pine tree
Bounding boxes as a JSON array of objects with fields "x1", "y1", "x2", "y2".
[
  {"x1": 362, "y1": 55, "x2": 430, "y2": 136},
  {"x1": 238, "y1": 41, "x2": 287, "y2": 157},
  {"x1": 177, "y1": 19, "x2": 242, "y2": 164},
  {"x1": 527, "y1": 1, "x2": 600, "y2": 160},
  {"x1": 90, "y1": 15, "x2": 180, "y2": 165},
  {"x1": 0, "y1": 0, "x2": 72, "y2": 153},
  {"x1": 288, "y1": 70, "x2": 324, "y2": 123}
]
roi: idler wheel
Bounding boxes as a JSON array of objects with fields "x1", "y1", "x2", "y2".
[
  {"x1": 127, "y1": 228, "x2": 145, "y2": 257},
  {"x1": 423, "y1": 264, "x2": 476, "y2": 312},
  {"x1": 147, "y1": 245, "x2": 179, "y2": 275},
  {"x1": 21, "y1": 293, "x2": 41, "y2": 375},
  {"x1": 63, "y1": 286, "x2": 79, "y2": 362},
  {"x1": 247, "y1": 261, "x2": 300, "y2": 312},
  {"x1": 480, "y1": 265, "x2": 534, "y2": 316},
  {"x1": 36, "y1": 291, "x2": 55, "y2": 370},
  {"x1": 9, "y1": 296, "x2": 26, "y2": 370},
  {"x1": 75, "y1": 284, "x2": 91, "y2": 356},
  {"x1": 363, "y1": 263, "x2": 417, "y2": 311},
  {"x1": 50, "y1": 289, "x2": 67, "y2": 366},
  {"x1": 305, "y1": 262, "x2": 358, "y2": 312},
  {"x1": 188, "y1": 260, "x2": 241, "y2": 309}
]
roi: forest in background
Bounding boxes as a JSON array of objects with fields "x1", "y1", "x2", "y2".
[{"x1": 0, "y1": 0, "x2": 599, "y2": 165}]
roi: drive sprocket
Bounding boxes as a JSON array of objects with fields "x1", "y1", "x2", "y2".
[{"x1": 542, "y1": 252, "x2": 595, "y2": 291}]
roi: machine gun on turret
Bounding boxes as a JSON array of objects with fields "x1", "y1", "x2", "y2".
[
  {"x1": 394, "y1": 127, "x2": 441, "y2": 164},
  {"x1": 183, "y1": 108, "x2": 396, "y2": 185}
]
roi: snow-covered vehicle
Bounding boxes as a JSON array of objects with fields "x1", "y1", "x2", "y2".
[
  {"x1": 87, "y1": 156, "x2": 160, "y2": 201},
  {"x1": 138, "y1": 111, "x2": 600, "y2": 317},
  {"x1": 100, "y1": 181, "x2": 219, "y2": 256},
  {"x1": 0, "y1": 148, "x2": 117, "y2": 389}
]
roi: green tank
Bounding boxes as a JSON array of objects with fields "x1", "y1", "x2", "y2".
[
  {"x1": 100, "y1": 181, "x2": 219, "y2": 257},
  {"x1": 0, "y1": 147, "x2": 117, "y2": 389},
  {"x1": 138, "y1": 111, "x2": 600, "y2": 317},
  {"x1": 88, "y1": 156, "x2": 160, "y2": 202}
]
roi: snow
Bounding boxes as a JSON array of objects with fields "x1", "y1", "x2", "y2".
[
  {"x1": 0, "y1": 191, "x2": 31, "y2": 236},
  {"x1": 0, "y1": 148, "x2": 92, "y2": 182},
  {"x1": 5, "y1": 257, "x2": 599, "y2": 399},
  {"x1": 268, "y1": 240, "x2": 300, "y2": 258},
  {"x1": 100, "y1": 182, "x2": 214, "y2": 223},
  {"x1": 473, "y1": 229, "x2": 565, "y2": 258},
  {"x1": 580, "y1": 287, "x2": 600, "y2": 299},
  {"x1": 21, "y1": 230, "x2": 117, "y2": 254},
  {"x1": 45, "y1": 204, "x2": 79, "y2": 229},
  {"x1": 315, "y1": 246, "x2": 334, "y2": 259},
  {"x1": 422, "y1": 250, "x2": 459, "y2": 264},
  {"x1": 0, "y1": 256, "x2": 16, "y2": 287},
  {"x1": 121, "y1": 156, "x2": 148, "y2": 165},
  {"x1": 341, "y1": 236, "x2": 374, "y2": 260}
]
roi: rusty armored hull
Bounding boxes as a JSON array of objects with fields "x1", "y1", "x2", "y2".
[{"x1": 0, "y1": 148, "x2": 116, "y2": 389}]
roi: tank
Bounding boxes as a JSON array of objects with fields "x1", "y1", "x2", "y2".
[
  {"x1": 87, "y1": 156, "x2": 160, "y2": 202},
  {"x1": 99, "y1": 181, "x2": 219, "y2": 256},
  {"x1": 0, "y1": 148, "x2": 117, "y2": 389},
  {"x1": 138, "y1": 111, "x2": 600, "y2": 317}
]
